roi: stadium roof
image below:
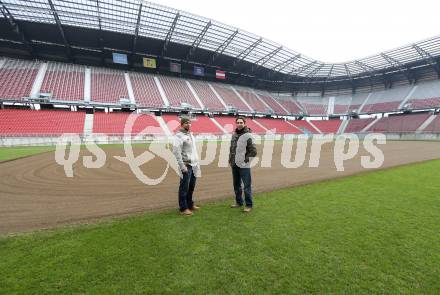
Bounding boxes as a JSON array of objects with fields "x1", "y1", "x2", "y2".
[{"x1": 1, "y1": 0, "x2": 440, "y2": 88}]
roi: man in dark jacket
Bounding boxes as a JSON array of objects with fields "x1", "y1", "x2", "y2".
[{"x1": 229, "y1": 116, "x2": 257, "y2": 212}]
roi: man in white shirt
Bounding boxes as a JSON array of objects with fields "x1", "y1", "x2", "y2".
[{"x1": 172, "y1": 116, "x2": 201, "y2": 216}]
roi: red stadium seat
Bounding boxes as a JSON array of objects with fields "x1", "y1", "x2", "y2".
[
  {"x1": 368, "y1": 113, "x2": 431, "y2": 133},
  {"x1": 345, "y1": 118, "x2": 376, "y2": 133},
  {"x1": 93, "y1": 112, "x2": 163, "y2": 135},
  {"x1": 0, "y1": 59, "x2": 39, "y2": 100},
  {"x1": 236, "y1": 89, "x2": 268, "y2": 113},
  {"x1": 162, "y1": 114, "x2": 223, "y2": 135},
  {"x1": 211, "y1": 84, "x2": 251, "y2": 112},
  {"x1": 159, "y1": 77, "x2": 201, "y2": 108},
  {"x1": 255, "y1": 118, "x2": 302, "y2": 134},
  {"x1": 308, "y1": 120, "x2": 341, "y2": 134},
  {"x1": 130, "y1": 73, "x2": 164, "y2": 108},
  {"x1": 40, "y1": 63, "x2": 85, "y2": 101},
  {"x1": 188, "y1": 81, "x2": 225, "y2": 111},
  {"x1": 91, "y1": 68, "x2": 128, "y2": 104},
  {"x1": 0, "y1": 109, "x2": 85, "y2": 135}
]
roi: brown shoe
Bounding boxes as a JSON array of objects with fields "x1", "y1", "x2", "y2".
[
  {"x1": 230, "y1": 203, "x2": 243, "y2": 208},
  {"x1": 190, "y1": 205, "x2": 201, "y2": 211},
  {"x1": 180, "y1": 209, "x2": 193, "y2": 216},
  {"x1": 243, "y1": 207, "x2": 252, "y2": 213}
]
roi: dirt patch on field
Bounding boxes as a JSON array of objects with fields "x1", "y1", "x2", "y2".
[{"x1": 1, "y1": 141, "x2": 440, "y2": 235}]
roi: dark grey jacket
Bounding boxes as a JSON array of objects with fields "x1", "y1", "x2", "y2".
[{"x1": 229, "y1": 127, "x2": 257, "y2": 165}]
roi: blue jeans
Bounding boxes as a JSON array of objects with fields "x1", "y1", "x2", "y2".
[
  {"x1": 232, "y1": 164, "x2": 253, "y2": 208},
  {"x1": 178, "y1": 165, "x2": 196, "y2": 211}
]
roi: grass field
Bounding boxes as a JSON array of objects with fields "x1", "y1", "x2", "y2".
[
  {"x1": 1, "y1": 150, "x2": 439, "y2": 294},
  {"x1": 0, "y1": 145, "x2": 55, "y2": 162}
]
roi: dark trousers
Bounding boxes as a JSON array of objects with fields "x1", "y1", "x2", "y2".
[
  {"x1": 178, "y1": 165, "x2": 196, "y2": 211},
  {"x1": 232, "y1": 164, "x2": 253, "y2": 208}
]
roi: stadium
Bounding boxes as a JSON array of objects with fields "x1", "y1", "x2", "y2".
[{"x1": 1, "y1": 0, "x2": 440, "y2": 293}]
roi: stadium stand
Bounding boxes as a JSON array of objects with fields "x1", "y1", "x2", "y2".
[
  {"x1": 188, "y1": 80, "x2": 225, "y2": 111},
  {"x1": 40, "y1": 62, "x2": 85, "y2": 101},
  {"x1": 214, "y1": 116, "x2": 267, "y2": 134},
  {"x1": 0, "y1": 59, "x2": 39, "y2": 100},
  {"x1": 129, "y1": 73, "x2": 164, "y2": 108},
  {"x1": 344, "y1": 118, "x2": 376, "y2": 133},
  {"x1": 93, "y1": 112, "x2": 163, "y2": 135},
  {"x1": 161, "y1": 114, "x2": 223, "y2": 135},
  {"x1": 236, "y1": 88, "x2": 269, "y2": 113},
  {"x1": 211, "y1": 84, "x2": 251, "y2": 112},
  {"x1": 333, "y1": 95, "x2": 352, "y2": 115},
  {"x1": 348, "y1": 92, "x2": 369, "y2": 113},
  {"x1": 3, "y1": 57, "x2": 440, "y2": 139},
  {"x1": 159, "y1": 77, "x2": 201, "y2": 108},
  {"x1": 255, "y1": 118, "x2": 302, "y2": 134},
  {"x1": 273, "y1": 96, "x2": 303, "y2": 114},
  {"x1": 289, "y1": 120, "x2": 318, "y2": 134},
  {"x1": 361, "y1": 85, "x2": 412, "y2": 113},
  {"x1": 255, "y1": 92, "x2": 289, "y2": 115},
  {"x1": 423, "y1": 114, "x2": 440, "y2": 133},
  {"x1": 368, "y1": 113, "x2": 431, "y2": 133},
  {"x1": 312, "y1": 120, "x2": 342, "y2": 133},
  {"x1": 91, "y1": 67, "x2": 128, "y2": 104},
  {"x1": 406, "y1": 80, "x2": 440, "y2": 109},
  {"x1": 0, "y1": 109, "x2": 85, "y2": 135},
  {"x1": 297, "y1": 96, "x2": 328, "y2": 116}
]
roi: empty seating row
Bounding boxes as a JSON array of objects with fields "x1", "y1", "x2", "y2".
[
  {"x1": 40, "y1": 63, "x2": 85, "y2": 101},
  {"x1": 0, "y1": 109, "x2": 85, "y2": 135},
  {"x1": 162, "y1": 114, "x2": 223, "y2": 135},
  {"x1": 0, "y1": 59, "x2": 39, "y2": 99},
  {"x1": 367, "y1": 113, "x2": 431, "y2": 133},
  {"x1": 236, "y1": 88, "x2": 268, "y2": 113},
  {"x1": 93, "y1": 112, "x2": 163, "y2": 135},
  {"x1": 311, "y1": 120, "x2": 341, "y2": 134},
  {"x1": 91, "y1": 67, "x2": 128, "y2": 104}
]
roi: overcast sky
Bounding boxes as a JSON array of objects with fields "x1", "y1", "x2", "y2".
[{"x1": 153, "y1": 0, "x2": 440, "y2": 63}]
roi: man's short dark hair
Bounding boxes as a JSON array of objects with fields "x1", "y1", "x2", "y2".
[
  {"x1": 180, "y1": 116, "x2": 191, "y2": 125},
  {"x1": 236, "y1": 116, "x2": 246, "y2": 123}
]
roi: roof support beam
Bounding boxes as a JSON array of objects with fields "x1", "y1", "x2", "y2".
[
  {"x1": 354, "y1": 60, "x2": 377, "y2": 83},
  {"x1": 282, "y1": 60, "x2": 317, "y2": 83},
  {"x1": 344, "y1": 64, "x2": 352, "y2": 80},
  {"x1": 380, "y1": 53, "x2": 413, "y2": 82},
  {"x1": 253, "y1": 46, "x2": 282, "y2": 66},
  {"x1": 131, "y1": 2, "x2": 143, "y2": 61},
  {"x1": 232, "y1": 37, "x2": 263, "y2": 68},
  {"x1": 95, "y1": 0, "x2": 105, "y2": 64},
  {"x1": 209, "y1": 30, "x2": 238, "y2": 64},
  {"x1": 161, "y1": 12, "x2": 180, "y2": 57},
  {"x1": 354, "y1": 60, "x2": 377, "y2": 73},
  {"x1": 291, "y1": 60, "x2": 317, "y2": 76},
  {"x1": 344, "y1": 63, "x2": 355, "y2": 88},
  {"x1": 304, "y1": 63, "x2": 324, "y2": 78},
  {"x1": 48, "y1": 0, "x2": 72, "y2": 59},
  {"x1": 325, "y1": 64, "x2": 334, "y2": 81},
  {"x1": 266, "y1": 54, "x2": 301, "y2": 80},
  {"x1": 412, "y1": 44, "x2": 440, "y2": 77},
  {"x1": 0, "y1": 1, "x2": 33, "y2": 54},
  {"x1": 250, "y1": 45, "x2": 282, "y2": 73},
  {"x1": 271, "y1": 54, "x2": 302, "y2": 77},
  {"x1": 186, "y1": 21, "x2": 211, "y2": 62}
]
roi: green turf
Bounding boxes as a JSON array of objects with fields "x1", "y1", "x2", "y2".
[
  {"x1": 1, "y1": 160, "x2": 440, "y2": 294},
  {"x1": 0, "y1": 146, "x2": 55, "y2": 162}
]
